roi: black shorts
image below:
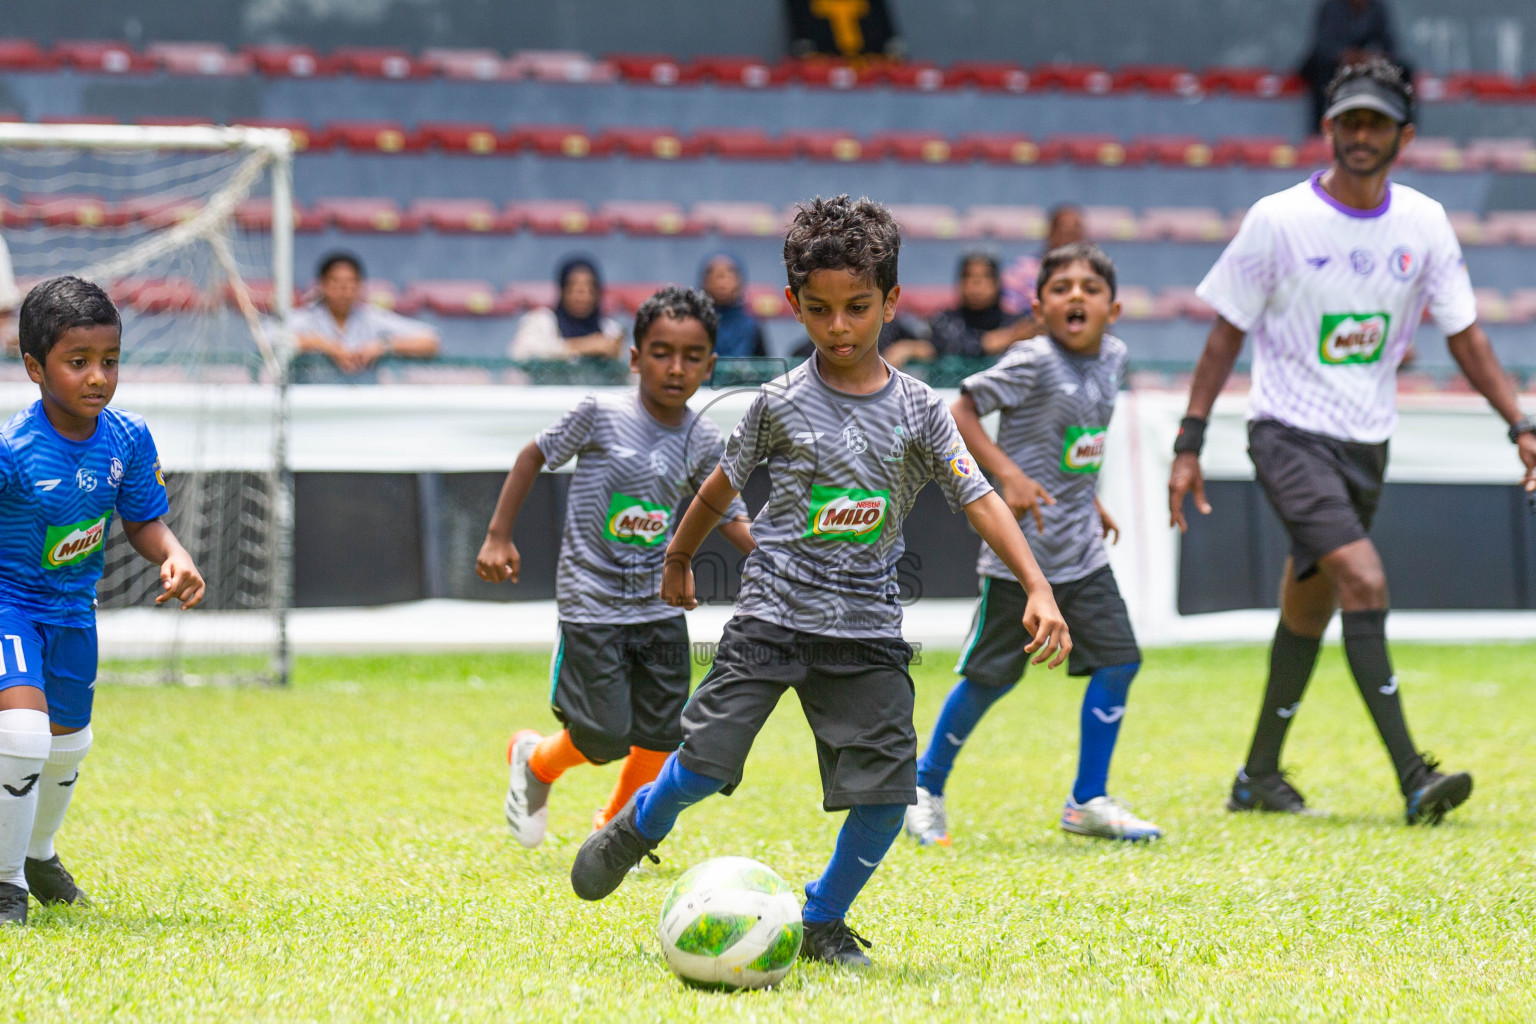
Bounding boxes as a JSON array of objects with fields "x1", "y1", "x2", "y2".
[
  {"x1": 1248, "y1": 418, "x2": 1388, "y2": 581},
  {"x1": 677, "y1": 615, "x2": 917, "y2": 811},
  {"x1": 955, "y1": 567, "x2": 1141, "y2": 684},
  {"x1": 550, "y1": 617, "x2": 691, "y2": 763}
]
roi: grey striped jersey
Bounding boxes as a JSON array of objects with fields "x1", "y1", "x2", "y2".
[
  {"x1": 535, "y1": 391, "x2": 748, "y2": 624},
  {"x1": 960, "y1": 334, "x2": 1128, "y2": 584},
  {"x1": 720, "y1": 357, "x2": 993, "y2": 639}
]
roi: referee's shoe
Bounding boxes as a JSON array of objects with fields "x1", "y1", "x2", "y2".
[{"x1": 1404, "y1": 756, "x2": 1472, "y2": 826}]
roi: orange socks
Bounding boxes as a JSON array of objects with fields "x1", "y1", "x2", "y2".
[
  {"x1": 596, "y1": 747, "x2": 671, "y2": 828},
  {"x1": 528, "y1": 730, "x2": 588, "y2": 784}
]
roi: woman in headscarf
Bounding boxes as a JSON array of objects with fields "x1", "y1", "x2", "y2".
[
  {"x1": 928, "y1": 252, "x2": 1024, "y2": 358},
  {"x1": 509, "y1": 255, "x2": 625, "y2": 360},
  {"x1": 699, "y1": 252, "x2": 766, "y2": 358}
]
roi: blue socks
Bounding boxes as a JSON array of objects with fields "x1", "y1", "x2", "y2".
[
  {"x1": 803, "y1": 803, "x2": 905, "y2": 925},
  {"x1": 1072, "y1": 661, "x2": 1140, "y2": 804},
  {"x1": 915, "y1": 678, "x2": 1014, "y2": 796},
  {"x1": 633, "y1": 753, "x2": 726, "y2": 841}
]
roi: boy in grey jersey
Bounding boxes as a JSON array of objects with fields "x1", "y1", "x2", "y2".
[
  {"x1": 478, "y1": 288, "x2": 753, "y2": 849},
  {"x1": 909, "y1": 243, "x2": 1162, "y2": 845},
  {"x1": 571, "y1": 196, "x2": 1070, "y2": 969}
]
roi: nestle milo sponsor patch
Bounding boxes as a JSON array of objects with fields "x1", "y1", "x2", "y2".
[
  {"x1": 1060, "y1": 426, "x2": 1107, "y2": 474},
  {"x1": 1318, "y1": 312, "x2": 1390, "y2": 365},
  {"x1": 41, "y1": 515, "x2": 109, "y2": 569},
  {"x1": 604, "y1": 493, "x2": 671, "y2": 546},
  {"x1": 805, "y1": 486, "x2": 889, "y2": 543}
]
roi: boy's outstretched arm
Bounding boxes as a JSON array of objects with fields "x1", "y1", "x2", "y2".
[
  {"x1": 662, "y1": 466, "x2": 741, "y2": 610},
  {"x1": 963, "y1": 491, "x2": 1071, "y2": 668},
  {"x1": 952, "y1": 393, "x2": 1056, "y2": 532},
  {"x1": 717, "y1": 516, "x2": 756, "y2": 556},
  {"x1": 476, "y1": 440, "x2": 545, "y2": 584},
  {"x1": 121, "y1": 518, "x2": 205, "y2": 609}
]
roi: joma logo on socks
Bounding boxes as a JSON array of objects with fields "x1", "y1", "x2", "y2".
[{"x1": 3, "y1": 773, "x2": 39, "y2": 797}]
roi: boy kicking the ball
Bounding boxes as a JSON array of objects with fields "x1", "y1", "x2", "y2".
[
  {"x1": 907, "y1": 242, "x2": 1162, "y2": 847},
  {"x1": 570, "y1": 196, "x2": 1070, "y2": 968},
  {"x1": 0, "y1": 277, "x2": 205, "y2": 925},
  {"x1": 479, "y1": 287, "x2": 753, "y2": 846}
]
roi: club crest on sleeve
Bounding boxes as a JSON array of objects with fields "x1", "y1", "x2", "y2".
[{"x1": 949, "y1": 449, "x2": 977, "y2": 477}]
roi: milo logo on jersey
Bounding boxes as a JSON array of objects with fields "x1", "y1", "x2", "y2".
[
  {"x1": 1061, "y1": 426, "x2": 1107, "y2": 474},
  {"x1": 806, "y1": 486, "x2": 889, "y2": 544},
  {"x1": 41, "y1": 515, "x2": 109, "y2": 569},
  {"x1": 1318, "y1": 312, "x2": 1391, "y2": 365},
  {"x1": 603, "y1": 493, "x2": 671, "y2": 546}
]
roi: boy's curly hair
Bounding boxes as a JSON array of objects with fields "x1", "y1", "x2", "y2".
[
  {"x1": 633, "y1": 285, "x2": 719, "y2": 346},
  {"x1": 782, "y1": 195, "x2": 900, "y2": 296}
]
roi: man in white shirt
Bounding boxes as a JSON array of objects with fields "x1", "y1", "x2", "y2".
[
  {"x1": 290, "y1": 252, "x2": 440, "y2": 374},
  {"x1": 1168, "y1": 59, "x2": 1536, "y2": 825},
  {"x1": 0, "y1": 233, "x2": 21, "y2": 354}
]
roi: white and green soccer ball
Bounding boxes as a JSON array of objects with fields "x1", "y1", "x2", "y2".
[{"x1": 657, "y1": 856, "x2": 803, "y2": 990}]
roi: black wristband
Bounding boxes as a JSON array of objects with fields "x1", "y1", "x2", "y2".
[
  {"x1": 1173, "y1": 416, "x2": 1207, "y2": 456},
  {"x1": 1508, "y1": 416, "x2": 1536, "y2": 443}
]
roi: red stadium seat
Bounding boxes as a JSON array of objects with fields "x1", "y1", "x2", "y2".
[
  {"x1": 1466, "y1": 138, "x2": 1536, "y2": 173},
  {"x1": 1140, "y1": 207, "x2": 1231, "y2": 243},
  {"x1": 408, "y1": 199, "x2": 515, "y2": 234},
  {"x1": 1296, "y1": 136, "x2": 1332, "y2": 167},
  {"x1": 234, "y1": 199, "x2": 328, "y2": 233},
  {"x1": 420, "y1": 48, "x2": 518, "y2": 81},
  {"x1": 53, "y1": 40, "x2": 155, "y2": 73},
  {"x1": 1199, "y1": 67, "x2": 1299, "y2": 97},
  {"x1": 1111, "y1": 65, "x2": 1202, "y2": 97},
  {"x1": 884, "y1": 63, "x2": 947, "y2": 91},
  {"x1": 406, "y1": 280, "x2": 515, "y2": 316},
  {"x1": 36, "y1": 114, "x2": 120, "y2": 126},
  {"x1": 118, "y1": 196, "x2": 203, "y2": 229},
  {"x1": 515, "y1": 124, "x2": 598, "y2": 158},
  {"x1": 689, "y1": 127, "x2": 794, "y2": 160},
  {"x1": 327, "y1": 120, "x2": 423, "y2": 153},
  {"x1": 961, "y1": 205, "x2": 1047, "y2": 240},
  {"x1": 1211, "y1": 136, "x2": 1301, "y2": 168},
  {"x1": 330, "y1": 47, "x2": 424, "y2": 79},
  {"x1": 310, "y1": 198, "x2": 421, "y2": 233},
  {"x1": 886, "y1": 204, "x2": 968, "y2": 240},
  {"x1": 232, "y1": 280, "x2": 303, "y2": 316},
  {"x1": 1446, "y1": 73, "x2": 1528, "y2": 102},
  {"x1": 1446, "y1": 212, "x2": 1492, "y2": 246},
  {"x1": 131, "y1": 278, "x2": 207, "y2": 314},
  {"x1": 896, "y1": 285, "x2": 954, "y2": 319},
  {"x1": 242, "y1": 45, "x2": 335, "y2": 77},
  {"x1": 1485, "y1": 211, "x2": 1536, "y2": 245},
  {"x1": 1043, "y1": 134, "x2": 1138, "y2": 167},
  {"x1": 1161, "y1": 287, "x2": 1216, "y2": 321},
  {"x1": 28, "y1": 194, "x2": 129, "y2": 228},
  {"x1": 1127, "y1": 135, "x2": 1221, "y2": 167},
  {"x1": 362, "y1": 280, "x2": 420, "y2": 315},
  {"x1": 504, "y1": 281, "x2": 559, "y2": 311},
  {"x1": 510, "y1": 200, "x2": 610, "y2": 235},
  {"x1": 230, "y1": 118, "x2": 331, "y2": 151},
  {"x1": 608, "y1": 53, "x2": 689, "y2": 86},
  {"x1": 744, "y1": 284, "x2": 789, "y2": 319},
  {"x1": 786, "y1": 129, "x2": 868, "y2": 161},
  {"x1": 793, "y1": 60, "x2": 871, "y2": 89},
  {"x1": 511, "y1": 50, "x2": 616, "y2": 84},
  {"x1": 596, "y1": 126, "x2": 691, "y2": 160},
  {"x1": 692, "y1": 201, "x2": 787, "y2": 237},
  {"x1": 1474, "y1": 288, "x2": 1514, "y2": 324},
  {"x1": 1115, "y1": 286, "x2": 1179, "y2": 322},
  {"x1": 1509, "y1": 289, "x2": 1536, "y2": 324},
  {"x1": 416, "y1": 122, "x2": 504, "y2": 155},
  {"x1": 0, "y1": 40, "x2": 61, "y2": 71},
  {"x1": 953, "y1": 133, "x2": 1044, "y2": 165},
  {"x1": 1081, "y1": 206, "x2": 1142, "y2": 241},
  {"x1": 685, "y1": 55, "x2": 791, "y2": 88},
  {"x1": 1398, "y1": 137, "x2": 1469, "y2": 172},
  {"x1": 145, "y1": 42, "x2": 250, "y2": 75},
  {"x1": 604, "y1": 283, "x2": 666, "y2": 314},
  {"x1": 0, "y1": 197, "x2": 33, "y2": 229},
  {"x1": 598, "y1": 201, "x2": 700, "y2": 236},
  {"x1": 947, "y1": 62, "x2": 1031, "y2": 92},
  {"x1": 868, "y1": 131, "x2": 955, "y2": 163},
  {"x1": 1031, "y1": 63, "x2": 1113, "y2": 94}
]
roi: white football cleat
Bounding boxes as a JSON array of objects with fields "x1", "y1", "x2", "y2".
[
  {"x1": 904, "y1": 786, "x2": 951, "y2": 846},
  {"x1": 505, "y1": 729, "x2": 551, "y2": 848},
  {"x1": 1060, "y1": 794, "x2": 1163, "y2": 842}
]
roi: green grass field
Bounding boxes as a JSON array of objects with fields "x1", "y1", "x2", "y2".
[{"x1": 3, "y1": 643, "x2": 1534, "y2": 1023}]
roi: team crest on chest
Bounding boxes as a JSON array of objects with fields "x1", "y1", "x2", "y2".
[
  {"x1": 842, "y1": 425, "x2": 868, "y2": 454},
  {"x1": 75, "y1": 468, "x2": 97, "y2": 492},
  {"x1": 1388, "y1": 246, "x2": 1415, "y2": 281},
  {"x1": 649, "y1": 451, "x2": 672, "y2": 478},
  {"x1": 109, "y1": 457, "x2": 125, "y2": 487},
  {"x1": 1349, "y1": 249, "x2": 1375, "y2": 276},
  {"x1": 880, "y1": 425, "x2": 907, "y2": 463}
]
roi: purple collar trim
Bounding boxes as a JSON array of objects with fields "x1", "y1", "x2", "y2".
[{"x1": 1310, "y1": 170, "x2": 1391, "y2": 219}]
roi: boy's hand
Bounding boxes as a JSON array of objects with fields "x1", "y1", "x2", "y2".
[
  {"x1": 661, "y1": 554, "x2": 697, "y2": 610},
  {"x1": 157, "y1": 552, "x2": 206, "y2": 609},
  {"x1": 1097, "y1": 502, "x2": 1121, "y2": 545},
  {"x1": 475, "y1": 535, "x2": 521, "y2": 584},
  {"x1": 1021, "y1": 591, "x2": 1071, "y2": 669},
  {"x1": 1000, "y1": 467, "x2": 1056, "y2": 532}
]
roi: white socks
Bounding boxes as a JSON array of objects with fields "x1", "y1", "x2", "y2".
[
  {"x1": 28, "y1": 726, "x2": 91, "y2": 862},
  {"x1": 0, "y1": 708, "x2": 52, "y2": 889}
]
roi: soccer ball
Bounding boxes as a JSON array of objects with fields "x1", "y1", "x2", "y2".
[{"x1": 657, "y1": 856, "x2": 803, "y2": 990}]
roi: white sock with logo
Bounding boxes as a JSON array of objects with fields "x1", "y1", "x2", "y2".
[
  {"x1": 0, "y1": 709, "x2": 52, "y2": 888},
  {"x1": 28, "y1": 726, "x2": 91, "y2": 862}
]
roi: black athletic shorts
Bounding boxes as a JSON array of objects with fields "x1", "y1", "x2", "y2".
[
  {"x1": 955, "y1": 567, "x2": 1141, "y2": 684},
  {"x1": 550, "y1": 617, "x2": 691, "y2": 763},
  {"x1": 677, "y1": 615, "x2": 917, "y2": 811},
  {"x1": 1247, "y1": 418, "x2": 1388, "y2": 581}
]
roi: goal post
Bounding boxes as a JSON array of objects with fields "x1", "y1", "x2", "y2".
[{"x1": 0, "y1": 122, "x2": 296, "y2": 685}]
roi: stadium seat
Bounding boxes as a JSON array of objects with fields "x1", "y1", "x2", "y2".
[
  {"x1": 36, "y1": 114, "x2": 119, "y2": 126},
  {"x1": 1140, "y1": 207, "x2": 1231, "y2": 242},
  {"x1": 230, "y1": 118, "x2": 331, "y2": 151},
  {"x1": 242, "y1": 44, "x2": 335, "y2": 77},
  {"x1": 28, "y1": 194, "x2": 129, "y2": 228},
  {"x1": 327, "y1": 120, "x2": 422, "y2": 153},
  {"x1": 886, "y1": 204, "x2": 967, "y2": 239},
  {"x1": 608, "y1": 53, "x2": 689, "y2": 86},
  {"x1": 786, "y1": 129, "x2": 868, "y2": 161},
  {"x1": 685, "y1": 55, "x2": 791, "y2": 88},
  {"x1": 310, "y1": 198, "x2": 421, "y2": 233},
  {"x1": 234, "y1": 199, "x2": 328, "y2": 233},
  {"x1": 1114, "y1": 286, "x2": 1179, "y2": 321},
  {"x1": 330, "y1": 47, "x2": 423, "y2": 80},
  {"x1": 1296, "y1": 137, "x2": 1332, "y2": 166},
  {"x1": 1161, "y1": 287, "x2": 1216, "y2": 321},
  {"x1": 1398, "y1": 137, "x2": 1468, "y2": 172},
  {"x1": 794, "y1": 60, "x2": 872, "y2": 89},
  {"x1": 869, "y1": 131, "x2": 955, "y2": 163},
  {"x1": 1031, "y1": 63, "x2": 1113, "y2": 94},
  {"x1": 1128, "y1": 135, "x2": 1221, "y2": 167},
  {"x1": 598, "y1": 201, "x2": 700, "y2": 236},
  {"x1": 408, "y1": 199, "x2": 514, "y2": 233},
  {"x1": 511, "y1": 50, "x2": 616, "y2": 84},
  {"x1": 130, "y1": 278, "x2": 206, "y2": 313},
  {"x1": 1111, "y1": 65, "x2": 1202, "y2": 97},
  {"x1": 363, "y1": 280, "x2": 418, "y2": 314},
  {"x1": 406, "y1": 280, "x2": 515, "y2": 316},
  {"x1": 1466, "y1": 138, "x2": 1536, "y2": 173},
  {"x1": 744, "y1": 284, "x2": 789, "y2": 318},
  {"x1": 52, "y1": 40, "x2": 155, "y2": 73},
  {"x1": 883, "y1": 63, "x2": 947, "y2": 91},
  {"x1": 689, "y1": 127, "x2": 794, "y2": 160},
  {"x1": 1447, "y1": 211, "x2": 1494, "y2": 245},
  {"x1": 118, "y1": 196, "x2": 203, "y2": 229},
  {"x1": 420, "y1": 48, "x2": 518, "y2": 81},
  {"x1": 1044, "y1": 134, "x2": 1137, "y2": 166},
  {"x1": 596, "y1": 126, "x2": 690, "y2": 160},
  {"x1": 947, "y1": 62, "x2": 1031, "y2": 92},
  {"x1": 0, "y1": 39, "x2": 61, "y2": 70},
  {"x1": 1474, "y1": 288, "x2": 1513, "y2": 323},
  {"x1": 1446, "y1": 73, "x2": 1530, "y2": 102},
  {"x1": 953, "y1": 133, "x2": 1044, "y2": 164},
  {"x1": 510, "y1": 200, "x2": 609, "y2": 235},
  {"x1": 896, "y1": 285, "x2": 954, "y2": 318},
  {"x1": 515, "y1": 124, "x2": 597, "y2": 158},
  {"x1": 1199, "y1": 67, "x2": 1301, "y2": 97},
  {"x1": 504, "y1": 281, "x2": 559, "y2": 311},
  {"x1": 962, "y1": 205, "x2": 1047, "y2": 240},
  {"x1": 227, "y1": 279, "x2": 301, "y2": 315},
  {"x1": 416, "y1": 122, "x2": 504, "y2": 155},
  {"x1": 1082, "y1": 206, "x2": 1142, "y2": 241},
  {"x1": 1509, "y1": 289, "x2": 1536, "y2": 324},
  {"x1": 691, "y1": 201, "x2": 786, "y2": 236},
  {"x1": 1211, "y1": 136, "x2": 1301, "y2": 168},
  {"x1": 146, "y1": 42, "x2": 250, "y2": 75},
  {"x1": 0, "y1": 197, "x2": 32, "y2": 229},
  {"x1": 1485, "y1": 211, "x2": 1536, "y2": 245},
  {"x1": 606, "y1": 282, "x2": 669, "y2": 313}
]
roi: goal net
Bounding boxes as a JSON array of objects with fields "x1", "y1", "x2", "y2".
[{"x1": 0, "y1": 123, "x2": 295, "y2": 685}]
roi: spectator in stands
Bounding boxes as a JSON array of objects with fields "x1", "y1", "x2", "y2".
[
  {"x1": 291, "y1": 252, "x2": 440, "y2": 374},
  {"x1": 699, "y1": 253, "x2": 766, "y2": 358},
  {"x1": 0, "y1": 233, "x2": 21, "y2": 356},
  {"x1": 1001, "y1": 204, "x2": 1086, "y2": 319},
  {"x1": 510, "y1": 256, "x2": 625, "y2": 361},
  {"x1": 1299, "y1": 0, "x2": 1409, "y2": 132},
  {"x1": 927, "y1": 253, "x2": 1027, "y2": 358}
]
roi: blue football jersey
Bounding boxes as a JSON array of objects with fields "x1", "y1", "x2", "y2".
[{"x1": 0, "y1": 401, "x2": 170, "y2": 626}]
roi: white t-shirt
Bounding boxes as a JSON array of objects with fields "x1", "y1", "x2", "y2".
[
  {"x1": 0, "y1": 234, "x2": 20, "y2": 312},
  {"x1": 1197, "y1": 172, "x2": 1477, "y2": 443}
]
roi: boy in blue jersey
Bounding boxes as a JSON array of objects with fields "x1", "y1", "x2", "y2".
[{"x1": 0, "y1": 277, "x2": 205, "y2": 925}]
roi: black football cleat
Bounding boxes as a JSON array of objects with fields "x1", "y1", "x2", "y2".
[
  {"x1": 1227, "y1": 768, "x2": 1323, "y2": 815},
  {"x1": 799, "y1": 918, "x2": 873, "y2": 968},
  {"x1": 0, "y1": 882, "x2": 27, "y2": 925},
  {"x1": 569, "y1": 794, "x2": 659, "y2": 901},
  {"x1": 1405, "y1": 757, "x2": 1473, "y2": 826},
  {"x1": 25, "y1": 854, "x2": 90, "y2": 906}
]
